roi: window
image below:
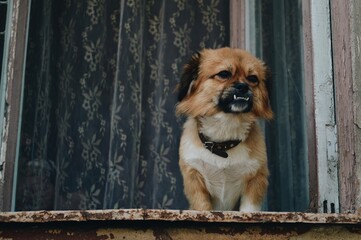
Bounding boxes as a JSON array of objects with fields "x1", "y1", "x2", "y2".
[{"x1": 1, "y1": 0, "x2": 360, "y2": 215}]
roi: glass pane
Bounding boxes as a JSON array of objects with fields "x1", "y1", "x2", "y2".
[{"x1": 14, "y1": 0, "x2": 308, "y2": 212}]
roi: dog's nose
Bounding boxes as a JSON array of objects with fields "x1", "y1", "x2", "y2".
[{"x1": 233, "y1": 83, "x2": 249, "y2": 93}]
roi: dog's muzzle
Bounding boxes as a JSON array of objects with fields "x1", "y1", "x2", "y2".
[{"x1": 218, "y1": 83, "x2": 253, "y2": 113}]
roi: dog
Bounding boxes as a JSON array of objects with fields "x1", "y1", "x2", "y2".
[{"x1": 176, "y1": 47, "x2": 273, "y2": 211}]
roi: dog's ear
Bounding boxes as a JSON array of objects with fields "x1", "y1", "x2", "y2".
[{"x1": 177, "y1": 52, "x2": 201, "y2": 102}]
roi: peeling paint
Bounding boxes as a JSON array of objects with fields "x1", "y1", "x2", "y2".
[
  {"x1": 290, "y1": 226, "x2": 361, "y2": 240},
  {"x1": 0, "y1": 223, "x2": 360, "y2": 240},
  {"x1": 0, "y1": 210, "x2": 360, "y2": 239},
  {"x1": 0, "y1": 209, "x2": 360, "y2": 228},
  {"x1": 0, "y1": 209, "x2": 360, "y2": 224}
]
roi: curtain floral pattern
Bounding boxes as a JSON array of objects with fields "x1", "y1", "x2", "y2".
[{"x1": 16, "y1": 0, "x2": 229, "y2": 210}]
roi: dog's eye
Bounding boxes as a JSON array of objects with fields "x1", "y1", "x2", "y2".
[
  {"x1": 247, "y1": 75, "x2": 259, "y2": 84},
  {"x1": 216, "y1": 70, "x2": 232, "y2": 79}
]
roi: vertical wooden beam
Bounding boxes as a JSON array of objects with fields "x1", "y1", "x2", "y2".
[
  {"x1": 330, "y1": 0, "x2": 359, "y2": 213},
  {"x1": 302, "y1": 0, "x2": 318, "y2": 213},
  {"x1": 350, "y1": 0, "x2": 361, "y2": 213},
  {"x1": 0, "y1": 0, "x2": 30, "y2": 211},
  {"x1": 303, "y1": 0, "x2": 339, "y2": 213},
  {"x1": 230, "y1": 0, "x2": 245, "y2": 49}
]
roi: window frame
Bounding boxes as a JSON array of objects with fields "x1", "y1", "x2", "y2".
[
  {"x1": 303, "y1": 0, "x2": 340, "y2": 213},
  {"x1": 330, "y1": 0, "x2": 360, "y2": 214},
  {"x1": 304, "y1": 0, "x2": 360, "y2": 213},
  {"x1": 0, "y1": 0, "x2": 31, "y2": 212},
  {"x1": 0, "y1": 0, "x2": 360, "y2": 215}
]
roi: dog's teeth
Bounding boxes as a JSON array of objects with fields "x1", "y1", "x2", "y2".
[{"x1": 233, "y1": 95, "x2": 249, "y2": 101}]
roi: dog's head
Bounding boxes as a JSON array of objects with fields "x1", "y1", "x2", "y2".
[{"x1": 176, "y1": 47, "x2": 273, "y2": 120}]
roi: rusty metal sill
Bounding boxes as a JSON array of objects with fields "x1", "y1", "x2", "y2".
[{"x1": 0, "y1": 209, "x2": 360, "y2": 224}]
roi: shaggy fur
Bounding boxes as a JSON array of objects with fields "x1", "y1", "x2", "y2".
[{"x1": 176, "y1": 47, "x2": 273, "y2": 211}]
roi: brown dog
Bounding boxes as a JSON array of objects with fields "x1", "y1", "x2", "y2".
[{"x1": 176, "y1": 47, "x2": 273, "y2": 211}]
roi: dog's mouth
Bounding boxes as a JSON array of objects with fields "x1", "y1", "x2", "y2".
[
  {"x1": 218, "y1": 84, "x2": 253, "y2": 113},
  {"x1": 233, "y1": 94, "x2": 250, "y2": 102}
]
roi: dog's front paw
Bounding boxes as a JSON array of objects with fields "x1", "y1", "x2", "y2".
[
  {"x1": 191, "y1": 201, "x2": 213, "y2": 211},
  {"x1": 239, "y1": 205, "x2": 261, "y2": 212},
  {"x1": 239, "y1": 197, "x2": 262, "y2": 212}
]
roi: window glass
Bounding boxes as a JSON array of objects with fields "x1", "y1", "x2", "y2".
[{"x1": 15, "y1": 0, "x2": 308, "y2": 212}]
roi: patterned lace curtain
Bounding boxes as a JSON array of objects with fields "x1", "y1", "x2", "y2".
[{"x1": 16, "y1": 0, "x2": 229, "y2": 210}]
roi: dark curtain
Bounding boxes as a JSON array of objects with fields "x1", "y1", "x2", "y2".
[
  {"x1": 260, "y1": 0, "x2": 309, "y2": 212},
  {"x1": 16, "y1": 0, "x2": 230, "y2": 210}
]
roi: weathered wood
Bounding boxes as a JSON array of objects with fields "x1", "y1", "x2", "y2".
[
  {"x1": 230, "y1": 0, "x2": 245, "y2": 49},
  {"x1": 0, "y1": 210, "x2": 360, "y2": 240},
  {"x1": 350, "y1": 0, "x2": 361, "y2": 213},
  {"x1": 330, "y1": 0, "x2": 359, "y2": 213},
  {"x1": 302, "y1": 0, "x2": 318, "y2": 213},
  {"x1": 1, "y1": 0, "x2": 31, "y2": 211},
  {"x1": 304, "y1": 0, "x2": 339, "y2": 213},
  {"x1": 1, "y1": 220, "x2": 361, "y2": 240},
  {"x1": 0, "y1": 209, "x2": 360, "y2": 224}
]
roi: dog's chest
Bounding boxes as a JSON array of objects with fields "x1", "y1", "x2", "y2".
[
  {"x1": 201, "y1": 161, "x2": 246, "y2": 210},
  {"x1": 183, "y1": 143, "x2": 260, "y2": 210}
]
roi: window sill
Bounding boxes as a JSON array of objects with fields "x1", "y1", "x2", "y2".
[
  {"x1": 0, "y1": 209, "x2": 360, "y2": 239},
  {"x1": 0, "y1": 209, "x2": 360, "y2": 224}
]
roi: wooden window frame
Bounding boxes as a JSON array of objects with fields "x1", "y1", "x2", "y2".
[
  {"x1": 0, "y1": 0, "x2": 30, "y2": 212},
  {"x1": 303, "y1": 0, "x2": 340, "y2": 213},
  {"x1": 330, "y1": 0, "x2": 360, "y2": 214},
  {"x1": 303, "y1": 0, "x2": 361, "y2": 213},
  {"x1": 0, "y1": 0, "x2": 360, "y2": 216}
]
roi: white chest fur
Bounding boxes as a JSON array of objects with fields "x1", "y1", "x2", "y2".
[{"x1": 180, "y1": 117, "x2": 261, "y2": 210}]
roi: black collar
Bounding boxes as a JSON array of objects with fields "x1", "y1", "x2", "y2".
[{"x1": 198, "y1": 132, "x2": 241, "y2": 158}]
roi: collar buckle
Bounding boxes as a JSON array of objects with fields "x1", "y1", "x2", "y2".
[{"x1": 203, "y1": 141, "x2": 215, "y2": 152}]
